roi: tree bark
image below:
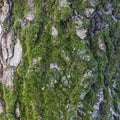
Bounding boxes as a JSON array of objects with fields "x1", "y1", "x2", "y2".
[{"x1": 0, "y1": 0, "x2": 120, "y2": 120}]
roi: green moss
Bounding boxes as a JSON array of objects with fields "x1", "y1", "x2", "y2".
[
  {"x1": 74, "y1": 0, "x2": 90, "y2": 13},
  {"x1": 12, "y1": 0, "x2": 27, "y2": 20},
  {"x1": 3, "y1": 87, "x2": 17, "y2": 120},
  {"x1": 59, "y1": 6, "x2": 72, "y2": 20},
  {"x1": 6, "y1": 0, "x2": 120, "y2": 119},
  {"x1": 0, "y1": 114, "x2": 8, "y2": 120}
]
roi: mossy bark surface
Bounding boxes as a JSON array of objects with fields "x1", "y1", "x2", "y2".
[{"x1": 0, "y1": 0, "x2": 120, "y2": 120}]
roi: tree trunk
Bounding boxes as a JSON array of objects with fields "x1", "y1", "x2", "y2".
[{"x1": 0, "y1": 0, "x2": 120, "y2": 119}]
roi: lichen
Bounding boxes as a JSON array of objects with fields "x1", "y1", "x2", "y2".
[{"x1": 0, "y1": 0, "x2": 120, "y2": 120}]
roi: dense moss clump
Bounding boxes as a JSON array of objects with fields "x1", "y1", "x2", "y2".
[{"x1": 0, "y1": 0, "x2": 120, "y2": 120}]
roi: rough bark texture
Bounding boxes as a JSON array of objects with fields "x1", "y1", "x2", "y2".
[{"x1": 0, "y1": 0, "x2": 120, "y2": 120}]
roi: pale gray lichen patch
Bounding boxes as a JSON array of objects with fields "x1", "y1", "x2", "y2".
[
  {"x1": 15, "y1": 102, "x2": 21, "y2": 119},
  {"x1": 76, "y1": 29, "x2": 87, "y2": 40},
  {"x1": 98, "y1": 38, "x2": 106, "y2": 52},
  {"x1": 85, "y1": 8, "x2": 94, "y2": 17},
  {"x1": 59, "y1": 0, "x2": 70, "y2": 7},
  {"x1": 80, "y1": 91, "x2": 86, "y2": 100},
  {"x1": 26, "y1": 12, "x2": 35, "y2": 21},
  {"x1": 117, "y1": 103, "x2": 120, "y2": 114},
  {"x1": 26, "y1": 0, "x2": 35, "y2": 21},
  {"x1": 92, "y1": 89, "x2": 104, "y2": 119},
  {"x1": 60, "y1": 74, "x2": 71, "y2": 88},
  {"x1": 61, "y1": 76, "x2": 69, "y2": 87},
  {"x1": 83, "y1": 70, "x2": 93, "y2": 78},
  {"x1": 78, "y1": 49, "x2": 91, "y2": 61},
  {"x1": 32, "y1": 57, "x2": 41, "y2": 66},
  {"x1": 50, "y1": 63, "x2": 60, "y2": 71},
  {"x1": 109, "y1": 105, "x2": 119, "y2": 119},
  {"x1": 74, "y1": 16, "x2": 87, "y2": 39},
  {"x1": 51, "y1": 26, "x2": 58, "y2": 37}
]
